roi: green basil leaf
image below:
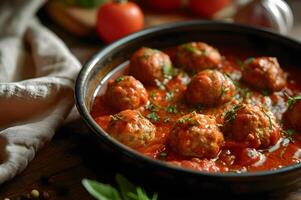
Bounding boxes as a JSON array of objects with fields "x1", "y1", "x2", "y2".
[{"x1": 82, "y1": 179, "x2": 122, "y2": 200}]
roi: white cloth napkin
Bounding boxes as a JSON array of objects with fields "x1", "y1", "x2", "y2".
[{"x1": 0, "y1": 0, "x2": 81, "y2": 184}]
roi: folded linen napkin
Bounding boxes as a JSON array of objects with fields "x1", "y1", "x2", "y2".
[{"x1": 0, "y1": 0, "x2": 81, "y2": 184}]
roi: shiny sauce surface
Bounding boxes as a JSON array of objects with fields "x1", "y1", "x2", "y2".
[{"x1": 91, "y1": 46, "x2": 301, "y2": 173}]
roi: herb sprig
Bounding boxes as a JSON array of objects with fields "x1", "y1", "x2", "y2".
[{"x1": 82, "y1": 174, "x2": 158, "y2": 200}]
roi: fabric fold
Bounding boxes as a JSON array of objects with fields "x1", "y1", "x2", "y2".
[{"x1": 0, "y1": 0, "x2": 81, "y2": 184}]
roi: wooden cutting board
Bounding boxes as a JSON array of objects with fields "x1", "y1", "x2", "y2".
[{"x1": 45, "y1": 0, "x2": 234, "y2": 37}]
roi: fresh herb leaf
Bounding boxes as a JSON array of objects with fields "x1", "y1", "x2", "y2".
[
  {"x1": 147, "y1": 112, "x2": 159, "y2": 122},
  {"x1": 115, "y1": 174, "x2": 135, "y2": 200},
  {"x1": 115, "y1": 76, "x2": 125, "y2": 83},
  {"x1": 83, "y1": 175, "x2": 158, "y2": 200},
  {"x1": 287, "y1": 95, "x2": 301, "y2": 109},
  {"x1": 82, "y1": 179, "x2": 122, "y2": 200},
  {"x1": 166, "y1": 105, "x2": 178, "y2": 114}
]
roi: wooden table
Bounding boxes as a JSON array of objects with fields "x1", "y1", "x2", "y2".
[{"x1": 1, "y1": 3, "x2": 301, "y2": 199}]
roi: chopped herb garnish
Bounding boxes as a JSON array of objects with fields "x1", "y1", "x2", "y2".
[
  {"x1": 115, "y1": 76, "x2": 125, "y2": 83},
  {"x1": 287, "y1": 95, "x2": 301, "y2": 109},
  {"x1": 220, "y1": 86, "x2": 230, "y2": 99},
  {"x1": 262, "y1": 108, "x2": 273, "y2": 130},
  {"x1": 140, "y1": 52, "x2": 150, "y2": 60},
  {"x1": 111, "y1": 114, "x2": 124, "y2": 122},
  {"x1": 245, "y1": 57, "x2": 255, "y2": 65},
  {"x1": 236, "y1": 59, "x2": 244, "y2": 69},
  {"x1": 155, "y1": 79, "x2": 165, "y2": 90},
  {"x1": 147, "y1": 112, "x2": 159, "y2": 122},
  {"x1": 282, "y1": 129, "x2": 296, "y2": 137},
  {"x1": 183, "y1": 44, "x2": 198, "y2": 53},
  {"x1": 162, "y1": 63, "x2": 174, "y2": 77},
  {"x1": 176, "y1": 112, "x2": 201, "y2": 126},
  {"x1": 224, "y1": 104, "x2": 244, "y2": 122},
  {"x1": 261, "y1": 90, "x2": 270, "y2": 96},
  {"x1": 149, "y1": 91, "x2": 157, "y2": 100},
  {"x1": 146, "y1": 103, "x2": 160, "y2": 112},
  {"x1": 165, "y1": 91, "x2": 174, "y2": 101},
  {"x1": 163, "y1": 117, "x2": 171, "y2": 123},
  {"x1": 166, "y1": 105, "x2": 178, "y2": 114},
  {"x1": 159, "y1": 152, "x2": 168, "y2": 157}
]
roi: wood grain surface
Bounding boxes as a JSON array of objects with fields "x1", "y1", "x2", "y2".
[{"x1": 1, "y1": 2, "x2": 301, "y2": 199}]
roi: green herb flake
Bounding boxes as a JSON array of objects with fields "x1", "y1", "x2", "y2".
[
  {"x1": 262, "y1": 108, "x2": 273, "y2": 130},
  {"x1": 146, "y1": 103, "x2": 160, "y2": 112},
  {"x1": 115, "y1": 76, "x2": 125, "y2": 83},
  {"x1": 155, "y1": 79, "x2": 165, "y2": 90},
  {"x1": 159, "y1": 152, "x2": 168, "y2": 157},
  {"x1": 163, "y1": 117, "x2": 171, "y2": 123},
  {"x1": 287, "y1": 95, "x2": 301, "y2": 109},
  {"x1": 220, "y1": 86, "x2": 230, "y2": 99},
  {"x1": 282, "y1": 129, "x2": 296, "y2": 137},
  {"x1": 166, "y1": 105, "x2": 178, "y2": 114},
  {"x1": 139, "y1": 53, "x2": 149, "y2": 60},
  {"x1": 183, "y1": 44, "x2": 198, "y2": 53},
  {"x1": 162, "y1": 63, "x2": 174, "y2": 77},
  {"x1": 147, "y1": 112, "x2": 159, "y2": 122},
  {"x1": 245, "y1": 57, "x2": 255, "y2": 65},
  {"x1": 224, "y1": 104, "x2": 244, "y2": 123},
  {"x1": 165, "y1": 91, "x2": 174, "y2": 101},
  {"x1": 236, "y1": 59, "x2": 244, "y2": 69},
  {"x1": 261, "y1": 90, "x2": 270, "y2": 96}
]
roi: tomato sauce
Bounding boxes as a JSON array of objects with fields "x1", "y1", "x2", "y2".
[{"x1": 91, "y1": 46, "x2": 301, "y2": 173}]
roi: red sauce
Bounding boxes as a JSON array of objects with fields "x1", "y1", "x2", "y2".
[{"x1": 91, "y1": 46, "x2": 301, "y2": 173}]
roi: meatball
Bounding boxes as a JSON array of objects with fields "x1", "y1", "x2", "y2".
[
  {"x1": 223, "y1": 104, "x2": 280, "y2": 149},
  {"x1": 285, "y1": 99, "x2": 301, "y2": 131},
  {"x1": 168, "y1": 112, "x2": 224, "y2": 159},
  {"x1": 185, "y1": 70, "x2": 235, "y2": 106},
  {"x1": 174, "y1": 42, "x2": 222, "y2": 73},
  {"x1": 105, "y1": 75, "x2": 148, "y2": 111},
  {"x1": 129, "y1": 47, "x2": 173, "y2": 85},
  {"x1": 242, "y1": 57, "x2": 286, "y2": 91},
  {"x1": 107, "y1": 110, "x2": 156, "y2": 148}
]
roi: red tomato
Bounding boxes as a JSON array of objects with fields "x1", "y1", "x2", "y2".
[
  {"x1": 189, "y1": 0, "x2": 231, "y2": 18},
  {"x1": 97, "y1": 1, "x2": 144, "y2": 43},
  {"x1": 147, "y1": 0, "x2": 182, "y2": 11}
]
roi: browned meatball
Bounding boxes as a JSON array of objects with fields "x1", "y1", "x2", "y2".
[
  {"x1": 285, "y1": 98, "x2": 301, "y2": 131},
  {"x1": 223, "y1": 104, "x2": 280, "y2": 149},
  {"x1": 129, "y1": 47, "x2": 173, "y2": 85},
  {"x1": 107, "y1": 110, "x2": 156, "y2": 148},
  {"x1": 168, "y1": 112, "x2": 224, "y2": 159},
  {"x1": 242, "y1": 57, "x2": 286, "y2": 91},
  {"x1": 185, "y1": 70, "x2": 235, "y2": 106},
  {"x1": 105, "y1": 75, "x2": 148, "y2": 111},
  {"x1": 174, "y1": 42, "x2": 222, "y2": 73}
]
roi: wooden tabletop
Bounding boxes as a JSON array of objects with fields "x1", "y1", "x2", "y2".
[{"x1": 1, "y1": 3, "x2": 301, "y2": 199}]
